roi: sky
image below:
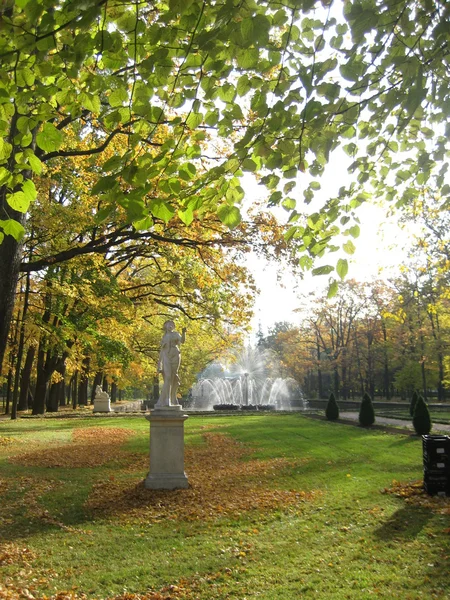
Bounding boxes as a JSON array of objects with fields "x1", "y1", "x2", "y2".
[
  {"x1": 248, "y1": 203, "x2": 410, "y2": 335},
  {"x1": 240, "y1": 155, "x2": 413, "y2": 336}
]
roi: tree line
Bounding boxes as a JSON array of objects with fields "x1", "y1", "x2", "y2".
[
  {"x1": 259, "y1": 274, "x2": 450, "y2": 402},
  {"x1": 2, "y1": 1, "x2": 450, "y2": 415}
]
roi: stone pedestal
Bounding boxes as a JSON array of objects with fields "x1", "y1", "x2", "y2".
[
  {"x1": 93, "y1": 396, "x2": 112, "y2": 413},
  {"x1": 144, "y1": 406, "x2": 189, "y2": 489}
]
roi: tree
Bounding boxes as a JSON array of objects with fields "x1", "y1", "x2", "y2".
[
  {"x1": 412, "y1": 395, "x2": 432, "y2": 436},
  {"x1": 359, "y1": 392, "x2": 375, "y2": 427},
  {"x1": 2, "y1": 0, "x2": 450, "y2": 377},
  {"x1": 325, "y1": 392, "x2": 339, "y2": 421}
]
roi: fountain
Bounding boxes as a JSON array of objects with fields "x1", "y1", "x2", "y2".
[{"x1": 189, "y1": 346, "x2": 307, "y2": 411}]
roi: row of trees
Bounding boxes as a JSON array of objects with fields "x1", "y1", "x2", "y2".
[
  {"x1": 2, "y1": 139, "x2": 295, "y2": 416},
  {"x1": 2, "y1": 0, "x2": 450, "y2": 392},
  {"x1": 259, "y1": 269, "x2": 450, "y2": 401}
]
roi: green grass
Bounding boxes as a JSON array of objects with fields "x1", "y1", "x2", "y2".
[
  {"x1": 375, "y1": 409, "x2": 450, "y2": 424},
  {"x1": 1, "y1": 414, "x2": 449, "y2": 599}
]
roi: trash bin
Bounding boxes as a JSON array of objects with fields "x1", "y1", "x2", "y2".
[{"x1": 422, "y1": 435, "x2": 450, "y2": 496}]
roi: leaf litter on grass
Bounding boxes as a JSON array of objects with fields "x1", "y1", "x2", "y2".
[
  {"x1": 1, "y1": 427, "x2": 317, "y2": 600},
  {"x1": 382, "y1": 479, "x2": 450, "y2": 517},
  {"x1": 85, "y1": 432, "x2": 316, "y2": 523},
  {"x1": 9, "y1": 428, "x2": 134, "y2": 469}
]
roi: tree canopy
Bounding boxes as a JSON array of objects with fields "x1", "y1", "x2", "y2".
[{"x1": 1, "y1": 0, "x2": 450, "y2": 373}]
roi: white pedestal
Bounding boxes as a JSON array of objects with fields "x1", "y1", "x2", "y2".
[
  {"x1": 93, "y1": 397, "x2": 112, "y2": 412},
  {"x1": 144, "y1": 406, "x2": 189, "y2": 489}
]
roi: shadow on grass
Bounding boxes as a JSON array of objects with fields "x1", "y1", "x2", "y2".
[{"x1": 374, "y1": 506, "x2": 432, "y2": 541}]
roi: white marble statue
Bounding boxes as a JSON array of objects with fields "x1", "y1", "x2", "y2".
[
  {"x1": 93, "y1": 384, "x2": 111, "y2": 412},
  {"x1": 156, "y1": 320, "x2": 186, "y2": 407},
  {"x1": 95, "y1": 385, "x2": 109, "y2": 400}
]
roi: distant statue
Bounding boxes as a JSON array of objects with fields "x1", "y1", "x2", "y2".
[
  {"x1": 93, "y1": 384, "x2": 111, "y2": 413},
  {"x1": 156, "y1": 320, "x2": 186, "y2": 407},
  {"x1": 95, "y1": 385, "x2": 109, "y2": 400}
]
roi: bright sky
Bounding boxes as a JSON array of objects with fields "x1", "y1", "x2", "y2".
[
  {"x1": 247, "y1": 204, "x2": 410, "y2": 335},
  {"x1": 240, "y1": 155, "x2": 413, "y2": 335}
]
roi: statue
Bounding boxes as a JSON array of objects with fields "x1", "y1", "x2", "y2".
[
  {"x1": 95, "y1": 385, "x2": 109, "y2": 400},
  {"x1": 156, "y1": 320, "x2": 186, "y2": 408},
  {"x1": 93, "y1": 384, "x2": 111, "y2": 412}
]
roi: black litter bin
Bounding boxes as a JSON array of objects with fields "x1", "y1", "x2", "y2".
[{"x1": 422, "y1": 435, "x2": 450, "y2": 496}]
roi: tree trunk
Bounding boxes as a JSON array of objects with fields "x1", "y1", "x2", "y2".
[
  {"x1": 5, "y1": 364, "x2": 13, "y2": 415},
  {"x1": 333, "y1": 366, "x2": 339, "y2": 399},
  {"x1": 32, "y1": 345, "x2": 50, "y2": 415},
  {"x1": 381, "y1": 321, "x2": 391, "y2": 400},
  {"x1": 47, "y1": 381, "x2": 59, "y2": 413},
  {"x1": 78, "y1": 357, "x2": 89, "y2": 405},
  {"x1": 11, "y1": 271, "x2": 32, "y2": 419},
  {"x1": 91, "y1": 371, "x2": 103, "y2": 404},
  {"x1": 0, "y1": 185, "x2": 25, "y2": 379},
  {"x1": 18, "y1": 344, "x2": 35, "y2": 411},
  {"x1": 72, "y1": 370, "x2": 79, "y2": 409},
  {"x1": 111, "y1": 381, "x2": 117, "y2": 403}
]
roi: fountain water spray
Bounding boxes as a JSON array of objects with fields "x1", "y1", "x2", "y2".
[{"x1": 189, "y1": 346, "x2": 306, "y2": 411}]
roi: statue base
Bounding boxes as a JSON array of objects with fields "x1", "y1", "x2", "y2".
[
  {"x1": 144, "y1": 408, "x2": 189, "y2": 490},
  {"x1": 93, "y1": 398, "x2": 112, "y2": 413}
]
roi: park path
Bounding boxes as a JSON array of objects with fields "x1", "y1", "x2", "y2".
[{"x1": 339, "y1": 411, "x2": 450, "y2": 434}]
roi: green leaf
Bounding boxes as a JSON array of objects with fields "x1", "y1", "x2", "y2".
[
  {"x1": 0, "y1": 219, "x2": 25, "y2": 241},
  {"x1": 109, "y1": 87, "x2": 129, "y2": 108},
  {"x1": 79, "y1": 92, "x2": 101, "y2": 113},
  {"x1": 312, "y1": 265, "x2": 334, "y2": 276},
  {"x1": 186, "y1": 112, "x2": 203, "y2": 129},
  {"x1": 348, "y1": 225, "x2": 360, "y2": 238},
  {"x1": 242, "y1": 158, "x2": 257, "y2": 172},
  {"x1": 132, "y1": 216, "x2": 153, "y2": 231},
  {"x1": 0, "y1": 166, "x2": 11, "y2": 185},
  {"x1": 343, "y1": 240, "x2": 356, "y2": 254},
  {"x1": 22, "y1": 179, "x2": 37, "y2": 203},
  {"x1": 336, "y1": 258, "x2": 348, "y2": 280},
  {"x1": 36, "y1": 123, "x2": 63, "y2": 153},
  {"x1": 217, "y1": 204, "x2": 242, "y2": 229},
  {"x1": 178, "y1": 207, "x2": 194, "y2": 226},
  {"x1": 91, "y1": 176, "x2": 118, "y2": 195},
  {"x1": 237, "y1": 75, "x2": 252, "y2": 97},
  {"x1": 285, "y1": 226, "x2": 299, "y2": 242},
  {"x1": 150, "y1": 199, "x2": 175, "y2": 222},
  {"x1": 299, "y1": 254, "x2": 313, "y2": 270},
  {"x1": 236, "y1": 48, "x2": 259, "y2": 69},
  {"x1": 7, "y1": 191, "x2": 30, "y2": 213},
  {"x1": 327, "y1": 280, "x2": 339, "y2": 298},
  {"x1": 282, "y1": 197, "x2": 296, "y2": 210}
]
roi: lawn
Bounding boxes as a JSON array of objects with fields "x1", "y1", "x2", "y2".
[
  {"x1": 375, "y1": 408, "x2": 450, "y2": 425},
  {"x1": 0, "y1": 413, "x2": 449, "y2": 599}
]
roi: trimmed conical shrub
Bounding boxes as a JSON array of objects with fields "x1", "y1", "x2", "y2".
[
  {"x1": 412, "y1": 395, "x2": 432, "y2": 435},
  {"x1": 359, "y1": 392, "x2": 375, "y2": 427},
  {"x1": 325, "y1": 392, "x2": 339, "y2": 421},
  {"x1": 409, "y1": 390, "x2": 419, "y2": 417}
]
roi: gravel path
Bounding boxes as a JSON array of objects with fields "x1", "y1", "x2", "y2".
[{"x1": 339, "y1": 411, "x2": 450, "y2": 434}]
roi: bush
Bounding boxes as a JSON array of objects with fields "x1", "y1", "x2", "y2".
[
  {"x1": 213, "y1": 404, "x2": 239, "y2": 411},
  {"x1": 359, "y1": 392, "x2": 375, "y2": 427},
  {"x1": 325, "y1": 392, "x2": 339, "y2": 421},
  {"x1": 241, "y1": 404, "x2": 258, "y2": 411},
  {"x1": 409, "y1": 390, "x2": 419, "y2": 417},
  {"x1": 412, "y1": 395, "x2": 432, "y2": 435},
  {"x1": 257, "y1": 404, "x2": 276, "y2": 411}
]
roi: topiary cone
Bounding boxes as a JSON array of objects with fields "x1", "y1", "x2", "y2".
[
  {"x1": 359, "y1": 392, "x2": 375, "y2": 427},
  {"x1": 412, "y1": 395, "x2": 432, "y2": 435},
  {"x1": 325, "y1": 392, "x2": 339, "y2": 421}
]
